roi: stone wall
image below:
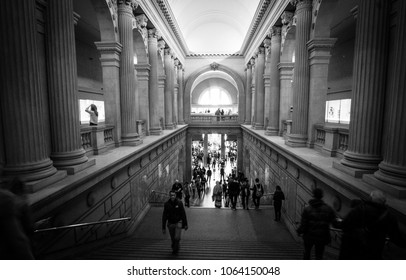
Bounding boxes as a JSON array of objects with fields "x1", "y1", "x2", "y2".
[{"x1": 33, "y1": 128, "x2": 187, "y2": 258}]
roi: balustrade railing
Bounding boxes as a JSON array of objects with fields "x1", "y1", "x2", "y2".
[
  {"x1": 80, "y1": 125, "x2": 115, "y2": 155},
  {"x1": 190, "y1": 114, "x2": 239, "y2": 124},
  {"x1": 312, "y1": 125, "x2": 349, "y2": 157}
]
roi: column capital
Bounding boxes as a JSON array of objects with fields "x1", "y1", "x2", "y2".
[
  {"x1": 281, "y1": 11, "x2": 294, "y2": 26},
  {"x1": 263, "y1": 38, "x2": 272, "y2": 49},
  {"x1": 135, "y1": 14, "x2": 148, "y2": 28},
  {"x1": 95, "y1": 41, "x2": 123, "y2": 66},
  {"x1": 290, "y1": 0, "x2": 312, "y2": 9},
  {"x1": 118, "y1": 0, "x2": 139, "y2": 11},
  {"x1": 148, "y1": 28, "x2": 160, "y2": 39},
  {"x1": 250, "y1": 57, "x2": 256, "y2": 66},
  {"x1": 258, "y1": 47, "x2": 265, "y2": 55},
  {"x1": 158, "y1": 39, "x2": 166, "y2": 50},
  {"x1": 270, "y1": 26, "x2": 282, "y2": 38},
  {"x1": 164, "y1": 47, "x2": 172, "y2": 56},
  {"x1": 307, "y1": 38, "x2": 337, "y2": 65}
]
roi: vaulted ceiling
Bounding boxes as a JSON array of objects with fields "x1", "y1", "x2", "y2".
[{"x1": 167, "y1": 0, "x2": 261, "y2": 54}]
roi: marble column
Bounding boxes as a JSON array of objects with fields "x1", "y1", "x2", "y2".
[
  {"x1": 46, "y1": 0, "x2": 93, "y2": 172},
  {"x1": 263, "y1": 38, "x2": 272, "y2": 131},
  {"x1": 135, "y1": 63, "x2": 150, "y2": 135},
  {"x1": 254, "y1": 47, "x2": 265, "y2": 130},
  {"x1": 203, "y1": 134, "x2": 208, "y2": 167},
  {"x1": 164, "y1": 48, "x2": 174, "y2": 129},
  {"x1": 278, "y1": 62, "x2": 294, "y2": 135},
  {"x1": 177, "y1": 66, "x2": 185, "y2": 124},
  {"x1": 173, "y1": 57, "x2": 178, "y2": 127},
  {"x1": 338, "y1": 0, "x2": 390, "y2": 176},
  {"x1": 0, "y1": 0, "x2": 58, "y2": 182},
  {"x1": 237, "y1": 134, "x2": 243, "y2": 173},
  {"x1": 118, "y1": 0, "x2": 142, "y2": 146},
  {"x1": 369, "y1": 0, "x2": 406, "y2": 191},
  {"x1": 158, "y1": 40, "x2": 166, "y2": 129},
  {"x1": 147, "y1": 29, "x2": 163, "y2": 135},
  {"x1": 307, "y1": 38, "x2": 336, "y2": 146},
  {"x1": 244, "y1": 63, "x2": 253, "y2": 124},
  {"x1": 266, "y1": 27, "x2": 282, "y2": 136},
  {"x1": 95, "y1": 41, "x2": 123, "y2": 147},
  {"x1": 287, "y1": 0, "x2": 312, "y2": 147},
  {"x1": 185, "y1": 132, "x2": 192, "y2": 182},
  {"x1": 251, "y1": 57, "x2": 256, "y2": 127}
]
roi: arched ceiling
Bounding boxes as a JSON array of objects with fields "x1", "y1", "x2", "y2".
[
  {"x1": 191, "y1": 71, "x2": 237, "y2": 92},
  {"x1": 167, "y1": 0, "x2": 261, "y2": 54}
]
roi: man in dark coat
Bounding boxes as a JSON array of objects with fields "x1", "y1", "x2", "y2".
[
  {"x1": 297, "y1": 188, "x2": 336, "y2": 259},
  {"x1": 339, "y1": 190, "x2": 406, "y2": 259},
  {"x1": 162, "y1": 190, "x2": 188, "y2": 254},
  {"x1": 171, "y1": 180, "x2": 183, "y2": 200},
  {"x1": 228, "y1": 177, "x2": 240, "y2": 210},
  {"x1": 273, "y1": 185, "x2": 285, "y2": 221}
]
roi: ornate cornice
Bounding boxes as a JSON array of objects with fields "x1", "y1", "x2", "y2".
[
  {"x1": 186, "y1": 53, "x2": 243, "y2": 58},
  {"x1": 155, "y1": 0, "x2": 189, "y2": 54}
]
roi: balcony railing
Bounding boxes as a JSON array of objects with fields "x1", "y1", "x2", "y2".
[
  {"x1": 80, "y1": 125, "x2": 115, "y2": 155},
  {"x1": 190, "y1": 114, "x2": 239, "y2": 124},
  {"x1": 314, "y1": 124, "x2": 349, "y2": 157}
]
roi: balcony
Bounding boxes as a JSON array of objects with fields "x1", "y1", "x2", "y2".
[{"x1": 189, "y1": 114, "x2": 240, "y2": 127}]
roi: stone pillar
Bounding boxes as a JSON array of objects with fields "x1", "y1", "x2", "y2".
[
  {"x1": 307, "y1": 38, "x2": 336, "y2": 146},
  {"x1": 185, "y1": 132, "x2": 192, "y2": 182},
  {"x1": 337, "y1": 0, "x2": 390, "y2": 176},
  {"x1": 0, "y1": 0, "x2": 59, "y2": 183},
  {"x1": 263, "y1": 38, "x2": 272, "y2": 131},
  {"x1": 173, "y1": 57, "x2": 179, "y2": 127},
  {"x1": 46, "y1": 0, "x2": 93, "y2": 172},
  {"x1": 251, "y1": 57, "x2": 256, "y2": 126},
  {"x1": 221, "y1": 134, "x2": 226, "y2": 159},
  {"x1": 95, "y1": 42, "x2": 123, "y2": 146},
  {"x1": 118, "y1": 0, "x2": 142, "y2": 146},
  {"x1": 157, "y1": 40, "x2": 166, "y2": 129},
  {"x1": 266, "y1": 27, "x2": 282, "y2": 136},
  {"x1": 177, "y1": 65, "x2": 185, "y2": 124},
  {"x1": 203, "y1": 134, "x2": 208, "y2": 167},
  {"x1": 147, "y1": 29, "x2": 162, "y2": 135},
  {"x1": 365, "y1": 0, "x2": 406, "y2": 195},
  {"x1": 244, "y1": 63, "x2": 253, "y2": 124},
  {"x1": 164, "y1": 48, "x2": 174, "y2": 129},
  {"x1": 135, "y1": 63, "x2": 150, "y2": 135},
  {"x1": 254, "y1": 47, "x2": 265, "y2": 130},
  {"x1": 278, "y1": 62, "x2": 294, "y2": 135},
  {"x1": 237, "y1": 134, "x2": 243, "y2": 173},
  {"x1": 287, "y1": 0, "x2": 312, "y2": 147}
]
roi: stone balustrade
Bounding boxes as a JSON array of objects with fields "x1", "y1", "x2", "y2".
[
  {"x1": 314, "y1": 124, "x2": 349, "y2": 157},
  {"x1": 80, "y1": 125, "x2": 115, "y2": 155},
  {"x1": 190, "y1": 114, "x2": 239, "y2": 124}
]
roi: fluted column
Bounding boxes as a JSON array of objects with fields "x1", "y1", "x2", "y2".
[
  {"x1": 237, "y1": 134, "x2": 243, "y2": 172},
  {"x1": 147, "y1": 29, "x2": 162, "y2": 135},
  {"x1": 46, "y1": 0, "x2": 92, "y2": 171},
  {"x1": 0, "y1": 0, "x2": 58, "y2": 182},
  {"x1": 287, "y1": 0, "x2": 312, "y2": 147},
  {"x1": 307, "y1": 38, "x2": 336, "y2": 146},
  {"x1": 266, "y1": 27, "x2": 282, "y2": 136},
  {"x1": 263, "y1": 38, "x2": 272, "y2": 131},
  {"x1": 278, "y1": 62, "x2": 294, "y2": 135},
  {"x1": 251, "y1": 57, "x2": 256, "y2": 127},
  {"x1": 178, "y1": 66, "x2": 185, "y2": 124},
  {"x1": 338, "y1": 0, "x2": 389, "y2": 175},
  {"x1": 95, "y1": 41, "x2": 123, "y2": 146},
  {"x1": 164, "y1": 48, "x2": 174, "y2": 129},
  {"x1": 372, "y1": 0, "x2": 406, "y2": 189},
  {"x1": 254, "y1": 47, "x2": 266, "y2": 130},
  {"x1": 244, "y1": 63, "x2": 253, "y2": 124},
  {"x1": 135, "y1": 63, "x2": 150, "y2": 135},
  {"x1": 118, "y1": 0, "x2": 142, "y2": 146},
  {"x1": 172, "y1": 57, "x2": 178, "y2": 127}
]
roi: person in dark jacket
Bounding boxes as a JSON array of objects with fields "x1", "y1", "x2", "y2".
[
  {"x1": 228, "y1": 177, "x2": 240, "y2": 210},
  {"x1": 171, "y1": 180, "x2": 183, "y2": 200},
  {"x1": 339, "y1": 190, "x2": 406, "y2": 259},
  {"x1": 273, "y1": 185, "x2": 285, "y2": 221},
  {"x1": 297, "y1": 188, "x2": 336, "y2": 259},
  {"x1": 162, "y1": 190, "x2": 188, "y2": 254},
  {"x1": 251, "y1": 178, "x2": 264, "y2": 210},
  {"x1": 240, "y1": 178, "x2": 251, "y2": 210}
]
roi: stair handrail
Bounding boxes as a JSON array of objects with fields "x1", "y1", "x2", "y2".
[{"x1": 34, "y1": 217, "x2": 131, "y2": 233}]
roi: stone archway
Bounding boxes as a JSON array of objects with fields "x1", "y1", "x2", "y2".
[{"x1": 184, "y1": 64, "x2": 245, "y2": 123}]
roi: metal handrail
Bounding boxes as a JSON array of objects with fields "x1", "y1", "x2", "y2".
[{"x1": 34, "y1": 217, "x2": 131, "y2": 233}]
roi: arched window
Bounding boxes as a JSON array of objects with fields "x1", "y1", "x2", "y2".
[{"x1": 198, "y1": 87, "x2": 232, "y2": 105}]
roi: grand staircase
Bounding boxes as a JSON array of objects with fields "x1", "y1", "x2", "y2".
[
  {"x1": 82, "y1": 206, "x2": 305, "y2": 260},
  {"x1": 85, "y1": 238, "x2": 303, "y2": 260}
]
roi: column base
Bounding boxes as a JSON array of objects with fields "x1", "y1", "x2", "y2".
[
  {"x1": 244, "y1": 121, "x2": 251, "y2": 125},
  {"x1": 58, "y1": 158, "x2": 96, "y2": 175},
  {"x1": 149, "y1": 127, "x2": 163, "y2": 135},
  {"x1": 332, "y1": 161, "x2": 374, "y2": 178},
  {"x1": 363, "y1": 174, "x2": 406, "y2": 199},
  {"x1": 51, "y1": 149, "x2": 89, "y2": 168},
  {"x1": 121, "y1": 135, "x2": 143, "y2": 146},
  {"x1": 24, "y1": 170, "x2": 68, "y2": 193},
  {"x1": 165, "y1": 123, "x2": 175, "y2": 130},
  {"x1": 2, "y1": 158, "x2": 58, "y2": 182},
  {"x1": 253, "y1": 123, "x2": 264, "y2": 130},
  {"x1": 265, "y1": 127, "x2": 279, "y2": 136},
  {"x1": 373, "y1": 162, "x2": 406, "y2": 187},
  {"x1": 286, "y1": 134, "x2": 307, "y2": 147},
  {"x1": 339, "y1": 151, "x2": 381, "y2": 174}
]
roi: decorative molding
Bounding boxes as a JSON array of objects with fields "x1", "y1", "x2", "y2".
[
  {"x1": 210, "y1": 62, "x2": 219, "y2": 71},
  {"x1": 186, "y1": 53, "x2": 243, "y2": 58}
]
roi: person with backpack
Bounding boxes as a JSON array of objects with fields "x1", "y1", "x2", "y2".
[{"x1": 251, "y1": 178, "x2": 264, "y2": 210}]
